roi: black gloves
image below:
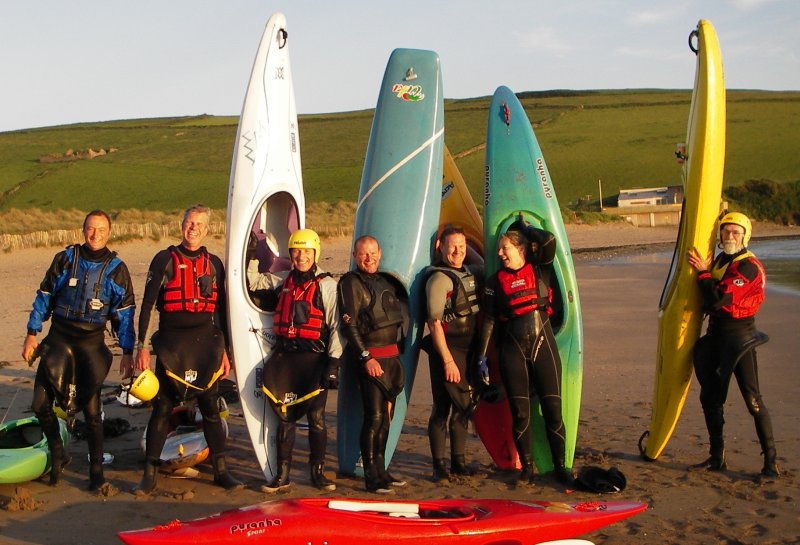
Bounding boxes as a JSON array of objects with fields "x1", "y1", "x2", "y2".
[{"x1": 322, "y1": 357, "x2": 340, "y2": 389}]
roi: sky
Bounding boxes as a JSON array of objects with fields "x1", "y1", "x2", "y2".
[{"x1": 1, "y1": 0, "x2": 798, "y2": 133}]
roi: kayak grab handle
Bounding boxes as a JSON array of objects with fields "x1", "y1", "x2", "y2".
[{"x1": 688, "y1": 29, "x2": 699, "y2": 55}]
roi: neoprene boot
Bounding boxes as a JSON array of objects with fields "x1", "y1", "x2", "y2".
[
  {"x1": 135, "y1": 458, "x2": 159, "y2": 495},
  {"x1": 761, "y1": 448, "x2": 780, "y2": 479},
  {"x1": 432, "y1": 458, "x2": 449, "y2": 483},
  {"x1": 518, "y1": 454, "x2": 534, "y2": 483},
  {"x1": 364, "y1": 462, "x2": 393, "y2": 494},
  {"x1": 451, "y1": 455, "x2": 476, "y2": 477},
  {"x1": 88, "y1": 456, "x2": 106, "y2": 491},
  {"x1": 553, "y1": 463, "x2": 575, "y2": 487},
  {"x1": 694, "y1": 435, "x2": 727, "y2": 471},
  {"x1": 310, "y1": 462, "x2": 336, "y2": 492},
  {"x1": 212, "y1": 455, "x2": 244, "y2": 490},
  {"x1": 262, "y1": 460, "x2": 292, "y2": 493},
  {"x1": 753, "y1": 409, "x2": 779, "y2": 479},
  {"x1": 48, "y1": 442, "x2": 71, "y2": 486},
  {"x1": 375, "y1": 453, "x2": 406, "y2": 487}
]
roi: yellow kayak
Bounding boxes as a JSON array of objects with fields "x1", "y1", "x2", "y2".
[
  {"x1": 440, "y1": 145, "x2": 483, "y2": 256},
  {"x1": 640, "y1": 19, "x2": 726, "y2": 460}
]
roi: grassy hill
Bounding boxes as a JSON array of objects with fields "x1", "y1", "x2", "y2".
[{"x1": 1, "y1": 90, "x2": 798, "y2": 228}]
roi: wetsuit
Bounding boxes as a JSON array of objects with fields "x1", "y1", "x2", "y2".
[
  {"x1": 477, "y1": 228, "x2": 569, "y2": 477},
  {"x1": 137, "y1": 244, "x2": 231, "y2": 476},
  {"x1": 252, "y1": 264, "x2": 344, "y2": 489},
  {"x1": 26, "y1": 244, "x2": 135, "y2": 487},
  {"x1": 337, "y1": 270, "x2": 406, "y2": 491},
  {"x1": 423, "y1": 263, "x2": 482, "y2": 476},
  {"x1": 693, "y1": 248, "x2": 776, "y2": 470}
]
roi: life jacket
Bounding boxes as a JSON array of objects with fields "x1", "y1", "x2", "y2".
[
  {"x1": 710, "y1": 250, "x2": 766, "y2": 319},
  {"x1": 51, "y1": 245, "x2": 117, "y2": 324},
  {"x1": 273, "y1": 271, "x2": 330, "y2": 342},
  {"x1": 495, "y1": 263, "x2": 550, "y2": 320},
  {"x1": 350, "y1": 271, "x2": 405, "y2": 334},
  {"x1": 425, "y1": 265, "x2": 480, "y2": 322},
  {"x1": 160, "y1": 246, "x2": 217, "y2": 313}
]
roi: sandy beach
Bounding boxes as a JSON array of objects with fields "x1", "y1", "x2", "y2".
[{"x1": 0, "y1": 221, "x2": 797, "y2": 545}]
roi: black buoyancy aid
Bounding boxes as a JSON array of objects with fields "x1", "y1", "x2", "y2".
[
  {"x1": 273, "y1": 272, "x2": 330, "y2": 341},
  {"x1": 161, "y1": 246, "x2": 217, "y2": 313},
  {"x1": 353, "y1": 271, "x2": 405, "y2": 334},
  {"x1": 710, "y1": 251, "x2": 766, "y2": 319},
  {"x1": 496, "y1": 263, "x2": 549, "y2": 320},
  {"x1": 426, "y1": 265, "x2": 480, "y2": 322},
  {"x1": 52, "y1": 244, "x2": 116, "y2": 324}
]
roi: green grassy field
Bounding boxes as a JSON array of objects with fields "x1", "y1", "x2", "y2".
[{"x1": 1, "y1": 90, "x2": 798, "y2": 232}]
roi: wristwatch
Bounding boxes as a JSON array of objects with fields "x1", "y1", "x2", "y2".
[{"x1": 359, "y1": 350, "x2": 372, "y2": 363}]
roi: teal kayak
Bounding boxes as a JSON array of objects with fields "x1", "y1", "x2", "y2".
[
  {"x1": 337, "y1": 48, "x2": 444, "y2": 475},
  {"x1": 482, "y1": 86, "x2": 583, "y2": 473}
]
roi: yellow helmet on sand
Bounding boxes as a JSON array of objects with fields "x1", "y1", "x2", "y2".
[
  {"x1": 719, "y1": 212, "x2": 752, "y2": 247},
  {"x1": 288, "y1": 229, "x2": 321, "y2": 263},
  {"x1": 130, "y1": 369, "x2": 159, "y2": 402}
]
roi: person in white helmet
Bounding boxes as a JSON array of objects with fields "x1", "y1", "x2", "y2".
[
  {"x1": 687, "y1": 212, "x2": 779, "y2": 479},
  {"x1": 249, "y1": 229, "x2": 344, "y2": 493}
]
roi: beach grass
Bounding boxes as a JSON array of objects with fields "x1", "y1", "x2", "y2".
[{"x1": 1, "y1": 89, "x2": 798, "y2": 223}]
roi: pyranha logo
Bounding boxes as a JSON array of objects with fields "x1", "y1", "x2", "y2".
[
  {"x1": 441, "y1": 180, "x2": 454, "y2": 199},
  {"x1": 392, "y1": 83, "x2": 424, "y2": 101}
]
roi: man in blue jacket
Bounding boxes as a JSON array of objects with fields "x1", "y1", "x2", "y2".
[{"x1": 22, "y1": 210, "x2": 136, "y2": 491}]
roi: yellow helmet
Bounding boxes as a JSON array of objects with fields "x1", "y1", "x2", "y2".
[
  {"x1": 287, "y1": 229, "x2": 321, "y2": 263},
  {"x1": 130, "y1": 369, "x2": 159, "y2": 402},
  {"x1": 719, "y1": 212, "x2": 752, "y2": 247}
]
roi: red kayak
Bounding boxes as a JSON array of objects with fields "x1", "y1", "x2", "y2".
[{"x1": 118, "y1": 497, "x2": 646, "y2": 545}]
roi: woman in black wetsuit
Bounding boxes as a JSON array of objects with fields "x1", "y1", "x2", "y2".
[{"x1": 476, "y1": 226, "x2": 573, "y2": 487}]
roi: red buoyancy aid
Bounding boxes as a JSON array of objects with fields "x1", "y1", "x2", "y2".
[
  {"x1": 273, "y1": 273, "x2": 327, "y2": 340},
  {"x1": 161, "y1": 246, "x2": 217, "y2": 313},
  {"x1": 710, "y1": 251, "x2": 766, "y2": 319},
  {"x1": 496, "y1": 263, "x2": 550, "y2": 320}
]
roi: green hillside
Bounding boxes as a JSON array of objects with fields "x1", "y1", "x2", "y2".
[{"x1": 1, "y1": 90, "x2": 798, "y2": 222}]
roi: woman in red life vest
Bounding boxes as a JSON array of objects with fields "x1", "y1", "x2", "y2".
[
  {"x1": 476, "y1": 225, "x2": 573, "y2": 487},
  {"x1": 247, "y1": 229, "x2": 344, "y2": 493},
  {"x1": 687, "y1": 212, "x2": 779, "y2": 479},
  {"x1": 134, "y1": 205, "x2": 242, "y2": 494}
]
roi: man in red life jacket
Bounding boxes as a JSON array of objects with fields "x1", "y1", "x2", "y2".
[
  {"x1": 246, "y1": 229, "x2": 344, "y2": 493},
  {"x1": 687, "y1": 212, "x2": 779, "y2": 479},
  {"x1": 133, "y1": 204, "x2": 242, "y2": 494}
]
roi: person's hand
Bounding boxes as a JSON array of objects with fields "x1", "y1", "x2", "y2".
[
  {"x1": 22, "y1": 334, "x2": 38, "y2": 366},
  {"x1": 476, "y1": 355, "x2": 490, "y2": 385},
  {"x1": 119, "y1": 354, "x2": 134, "y2": 379},
  {"x1": 220, "y1": 351, "x2": 231, "y2": 379},
  {"x1": 444, "y1": 360, "x2": 461, "y2": 384},
  {"x1": 322, "y1": 357, "x2": 340, "y2": 389},
  {"x1": 687, "y1": 247, "x2": 711, "y2": 273},
  {"x1": 365, "y1": 358, "x2": 383, "y2": 378},
  {"x1": 135, "y1": 346, "x2": 151, "y2": 372}
]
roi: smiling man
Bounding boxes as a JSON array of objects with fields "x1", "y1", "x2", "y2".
[
  {"x1": 22, "y1": 210, "x2": 136, "y2": 491},
  {"x1": 133, "y1": 204, "x2": 241, "y2": 494}
]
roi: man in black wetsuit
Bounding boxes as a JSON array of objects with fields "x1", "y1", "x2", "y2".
[
  {"x1": 423, "y1": 226, "x2": 482, "y2": 482},
  {"x1": 337, "y1": 235, "x2": 408, "y2": 494},
  {"x1": 687, "y1": 212, "x2": 779, "y2": 479},
  {"x1": 246, "y1": 229, "x2": 344, "y2": 493},
  {"x1": 133, "y1": 204, "x2": 242, "y2": 494},
  {"x1": 22, "y1": 210, "x2": 136, "y2": 491}
]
